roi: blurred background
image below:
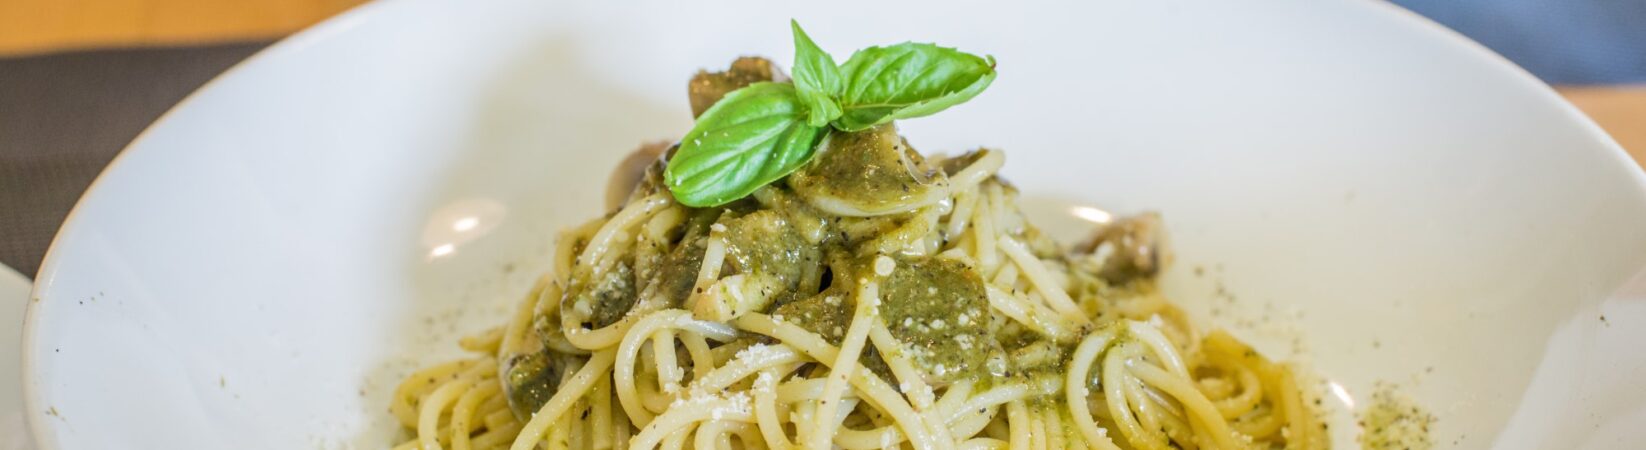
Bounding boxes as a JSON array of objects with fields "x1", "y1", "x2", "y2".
[{"x1": 0, "y1": 0, "x2": 1643, "y2": 278}]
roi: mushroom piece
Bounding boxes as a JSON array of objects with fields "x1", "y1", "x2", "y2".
[
  {"x1": 498, "y1": 282, "x2": 587, "y2": 421},
  {"x1": 500, "y1": 349, "x2": 572, "y2": 420},
  {"x1": 1075, "y1": 212, "x2": 1168, "y2": 283},
  {"x1": 605, "y1": 141, "x2": 672, "y2": 211},
  {"x1": 687, "y1": 56, "x2": 788, "y2": 118},
  {"x1": 606, "y1": 56, "x2": 790, "y2": 211}
]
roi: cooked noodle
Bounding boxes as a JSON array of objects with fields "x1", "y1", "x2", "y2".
[
  {"x1": 388, "y1": 51, "x2": 1324, "y2": 450},
  {"x1": 389, "y1": 136, "x2": 1325, "y2": 449}
]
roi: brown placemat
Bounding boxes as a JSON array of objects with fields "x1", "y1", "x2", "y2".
[{"x1": 0, "y1": 42, "x2": 269, "y2": 278}]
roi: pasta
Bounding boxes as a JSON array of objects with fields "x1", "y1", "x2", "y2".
[{"x1": 390, "y1": 58, "x2": 1326, "y2": 450}]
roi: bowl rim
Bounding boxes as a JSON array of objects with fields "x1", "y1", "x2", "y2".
[
  {"x1": 16, "y1": 1, "x2": 402, "y2": 447},
  {"x1": 20, "y1": 0, "x2": 1646, "y2": 447}
]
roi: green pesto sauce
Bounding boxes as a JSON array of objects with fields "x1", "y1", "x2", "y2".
[
  {"x1": 786, "y1": 124, "x2": 944, "y2": 213},
  {"x1": 832, "y1": 214, "x2": 909, "y2": 250},
  {"x1": 998, "y1": 327, "x2": 1075, "y2": 385},
  {"x1": 544, "y1": 93, "x2": 1180, "y2": 400},
  {"x1": 1066, "y1": 267, "x2": 1160, "y2": 323},
  {"x1": 768, "y1": 247, "x2": 857, "y2": 337},
  {"x1": 720, "y1": 210, "x2": 821, "y2": 301},
  {"x1": 752, "y1": 186, "x2": 831, "y2": 243},
  {"x1": 767, "y1": 283, "x2": 849, "y2": 342},
  {"x1": 1359, "y1": 384, "x2": 1435, "y2": 450},
  {"x1": 878, "y1": 256, "x2": 995, "y2": 383}
]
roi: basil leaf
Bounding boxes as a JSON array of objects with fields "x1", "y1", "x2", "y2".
[
  {"x1": 790, "y1": 20, "x2": 843, "y2": 128},
  {"x1": 665, "y1": 82, "x2": 827, "y2": 207},
  {"x1": 834, "y1": 43, "x2": 996, "y2": 131}
]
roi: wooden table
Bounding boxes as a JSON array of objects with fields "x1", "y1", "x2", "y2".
[
  {"x1": 0, "y1": 0, "x2": 364, "y2": 55},
  {"x1": 1560, "y1": 86, "x2": 1646, "y2": 167}
]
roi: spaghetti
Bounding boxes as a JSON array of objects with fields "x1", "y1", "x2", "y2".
[{"x1": 391, "y1": 63, "x2": 1326, "y2": 450}]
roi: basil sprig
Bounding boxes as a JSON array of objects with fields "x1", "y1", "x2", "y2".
[
  {"x1": 665, "y1": 83, "x2": 827, "y2": 207},
  {"x1": 664, "y1": 21, "x2": 996, "y2": 207},
  {"x1": 789, "y1": 21, "x2": 844, "y2": 128},
  {"x1": 834, "y1": 44, "x2": 996, "y2": 131}
]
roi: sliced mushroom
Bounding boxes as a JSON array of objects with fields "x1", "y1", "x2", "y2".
[
  {"x1": 1075, "y1": 212, "x2": 1168, "y2": 283},
  {"x1": 500, "y1": 349, "x2": 573, "y2": 420},
  {"x1": 562, "y1": 261, "x2": 639, "y2": 330},
  {"x1": 687, "y1": 56, "x2": 787, "y2": 118},
  {"x1": 605, "y1": 141, "x2": 672, "y2": 211}
]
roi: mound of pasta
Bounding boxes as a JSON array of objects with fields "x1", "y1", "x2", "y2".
[{"x1": 391, "y1": 58, "x2": 1326, "y2": 450}]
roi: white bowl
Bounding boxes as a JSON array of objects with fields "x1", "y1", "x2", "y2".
[{"x1": 23, "y1": 0, "x2": 1646, "y2": 448}]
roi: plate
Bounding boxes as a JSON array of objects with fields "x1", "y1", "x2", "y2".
[
  {"x1": 23, "y1": 0, "x2": 1646, "y2": 448},
  {"x1": 2, "y1": 264, "x2": 33, "y2": 450}
]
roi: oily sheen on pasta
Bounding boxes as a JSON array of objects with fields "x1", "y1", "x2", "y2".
[{"x1": 391, "y1": 61, "x2": 1327, "y2": 450}]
